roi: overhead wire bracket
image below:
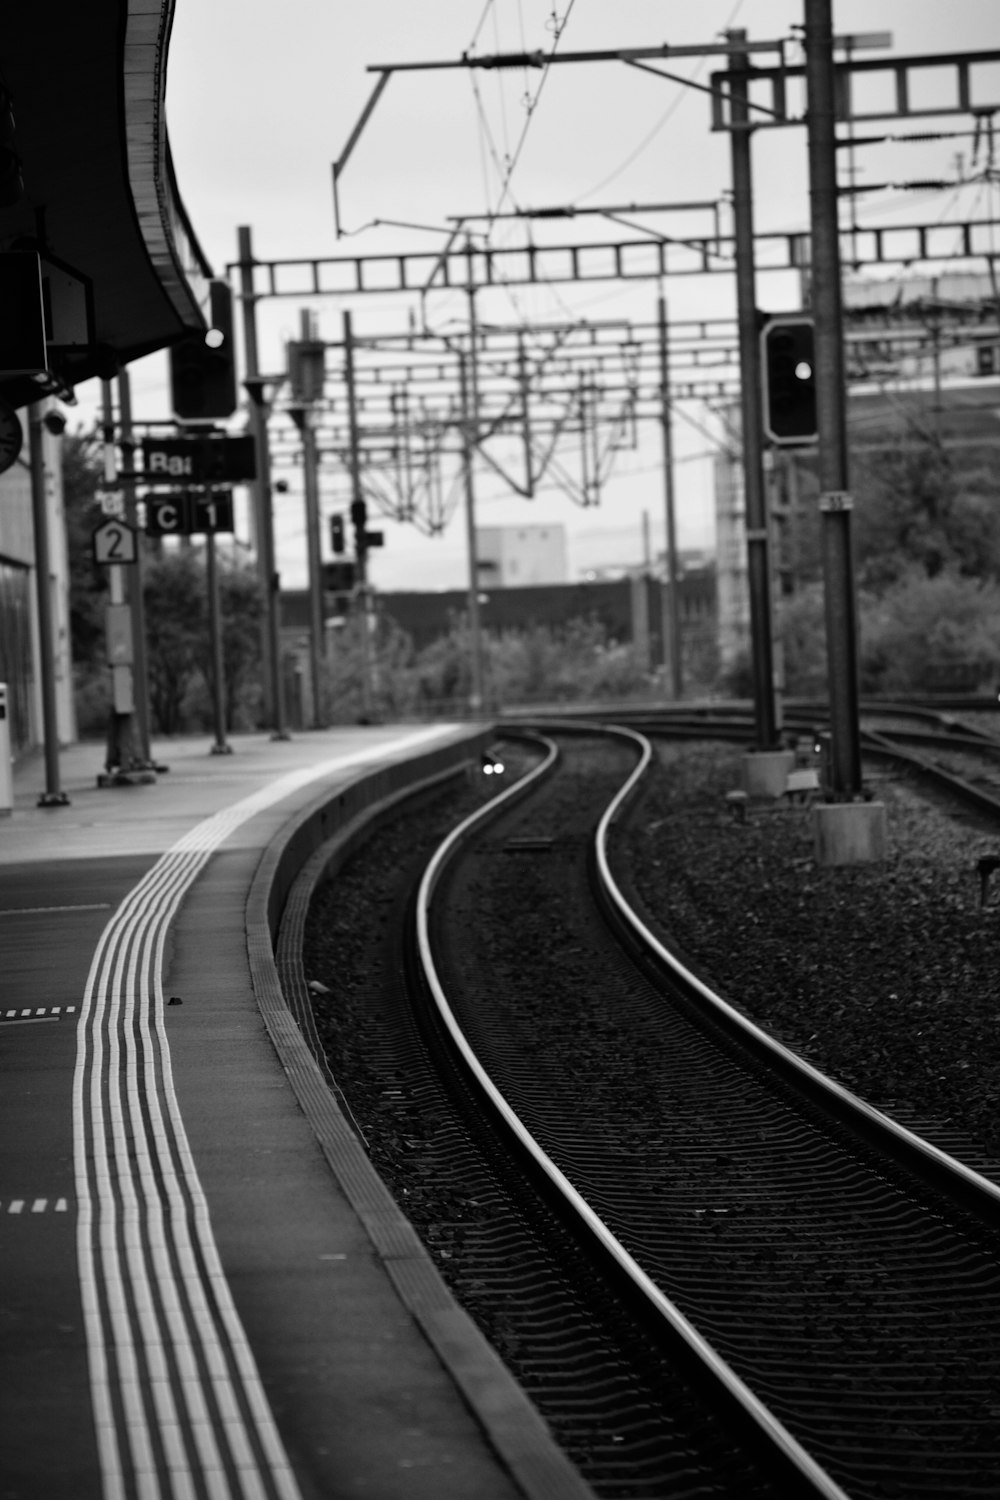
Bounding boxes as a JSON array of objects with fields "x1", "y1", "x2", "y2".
[{"x1": 332, "y1": 69, "x2": 393, "y2": 237}]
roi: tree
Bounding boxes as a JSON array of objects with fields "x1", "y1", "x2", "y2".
[
  {"x1": 214, "y1": 562, "x2": 264, "y2": 730},
  {"x1": 852, "y1": 434, "x2": 1000, "y2": 590},
  {"x1": 775, "y1": 583, "x2": 828, "y2": 697},
  {"x1": 143, "y1": 551, "x2": 206, "y2": 734},
  {"x1": 141, "y1": 550, "x2": 265, "y2": 734},
  {"x1": 858, "y1": 568, "x2": 1000, "y2": 695},
  {"x1": 62, "y1": 431, "x2": 108, "y2": 667}
]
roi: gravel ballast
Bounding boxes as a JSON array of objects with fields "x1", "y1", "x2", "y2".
[{"x1": 611, "y1": 740, "x2": 1000, "y2": 1184}]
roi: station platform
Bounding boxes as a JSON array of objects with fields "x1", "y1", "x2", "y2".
[{"x1": 0, "y1": 726, "x2": 589, "y2": 1500}]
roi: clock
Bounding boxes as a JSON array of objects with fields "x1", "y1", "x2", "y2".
[{"x1": 0, "y1": 397, "x2": 23, "y2": 475}]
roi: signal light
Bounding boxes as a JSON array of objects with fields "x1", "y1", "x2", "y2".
[
  {"x1": 761, "y1": 316, "x2": 817, "y2": 446},
  {"x1": 288, "y1": 339, "x2": 325, "y2": 404},
  {"x1": 170, "y1": 279, "x2": 237, "y2": 421},
  {"x1": 322, "y1": 560, "x2": 356, "y2": 593},
  {"x1": 330, "y1": 513, "x2": 345, "y2": 554}
]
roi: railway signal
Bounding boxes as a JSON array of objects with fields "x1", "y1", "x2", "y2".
[
  {"x1": 761, "y1": 316, "x2": 817, "y2": 446},
  {"x1": 169, "y1": 280, "x2": 237, "y2": 421},
  {"x1": 322, "y1": 560, "x2": 355, "y2": 593}
]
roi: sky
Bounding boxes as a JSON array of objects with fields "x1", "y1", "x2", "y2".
[{"x1": 73, "y1": 1, "x2": 1000, "y2": 593}]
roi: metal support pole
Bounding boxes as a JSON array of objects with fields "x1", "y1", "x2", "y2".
[
  {"x1": 728, "y1": 29, "x2": 779, "y2": 749},
  {"x1": 804, "y1": 0, "x2": 863, "y2": 797},
  {"x1": 205, "y1": 528, "x2": 231, "y2": 754},
  {"x1": 458, "y1": 349, "x2": 485, "y2": 714},
  {"x1": 578, "y1": 374, "x2": 592, "y2": 506},
  {"x1": 657, "y1": 294, "x2": 683, "y2": 700},
  {"x1": 518, "y1": 332, "x2": 535, "y2": 497},
  {"x1": 462, "y1": 246, "x2": 486, "y2": 714},
  {"x1": 343, "y1": 309, "x2": 374, "y2": 720},
  {"x1": 588, "y1": 374, "x2": 601, "y2": 506},
  {"x1": 117, "y1": 366, "x2": 155, "y2": 767},
  {"x1": 237, "y1": 224, "x2": 287, "y2": 738},
  {"x1": 292, "y1": 311, "x2": 326, "y2": 728},
  {"x1": 293, "y1": 408, "x2": 325, "y2": 727},
  {"x1": 27, "y1": 404, "x2": 68, "y2": 806}
]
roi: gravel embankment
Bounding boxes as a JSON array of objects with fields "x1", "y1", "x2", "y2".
[{"x1": 612, "y1": 740, "x2": 1000, "y2": 1182}]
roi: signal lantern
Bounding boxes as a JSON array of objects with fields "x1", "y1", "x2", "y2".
[
  {"x1": 170, "y1": 279, "x2": 237, "y2": 421},
  {"x1": 330, "y1": 513, "x2": 345, "y2": 554},
  {"x1": 287, "y1": 340, "x2": 325, "y2": 404},
  {"x1": 761, "y1": 316, "x2": 817, "y2": 446}
]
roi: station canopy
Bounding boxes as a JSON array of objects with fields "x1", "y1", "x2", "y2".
[{"x1": 0, "y1": 0, "x2": 210, "y2": 410}]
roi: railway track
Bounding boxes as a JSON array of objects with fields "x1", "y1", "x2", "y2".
[
  {"x1": 566, "y1": 698, "x2": 1000, "y2": 824},
  {"x1": 301, "y1": 715, "x2": 1000, "y2": 1500}
]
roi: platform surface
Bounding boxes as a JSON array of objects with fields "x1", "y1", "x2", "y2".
[{"x1": 0, "y1": 727, "x2": 544, "y2": 1500}]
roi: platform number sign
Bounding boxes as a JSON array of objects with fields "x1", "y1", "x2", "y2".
[
  {"x1": 92, "y1": 518, "x2": 137, "y2": 566},
  {"x1": 193, "y1": 492, "x2": 235, "y2": 534},
  {"x1": 145, "y1": 491, "x2": 235, "y2": 536}
]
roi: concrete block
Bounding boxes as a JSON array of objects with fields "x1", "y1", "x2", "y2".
[
  {"x1": 742, "y1": 749, "x2": 795, "y2": 798},
  {"x1": 784, "y1": 768, "x2": 820, "y2": 803},
  {"x1": 812, "y1": 800, "x2": 887, "y2": 865}
]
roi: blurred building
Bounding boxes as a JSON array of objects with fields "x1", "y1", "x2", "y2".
[{"x1": 475, "y1": 523, "x2": 568, "y2": 587}]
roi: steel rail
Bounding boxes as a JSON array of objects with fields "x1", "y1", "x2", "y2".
[
  {"x1": 590, "y1": 721, "x2": 1000, "y2": 1226},
  {"x1": 415, "y1": 723, "x2": 851, "y2": 1500}
]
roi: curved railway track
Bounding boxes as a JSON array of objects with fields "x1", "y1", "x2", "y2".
[{"x1": 301, "y1": 715, "x2": 1000, "y2": 1500}]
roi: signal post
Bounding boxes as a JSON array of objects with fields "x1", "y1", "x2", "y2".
[{"x1": 803, "y1": 0, "x2": 885, "y2": 864}]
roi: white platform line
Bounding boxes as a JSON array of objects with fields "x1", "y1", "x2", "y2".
[{"x1": 73, "y1": 732, "x2": 451, "y2": 1500}]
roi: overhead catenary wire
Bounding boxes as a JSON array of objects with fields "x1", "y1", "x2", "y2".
[{"x1": 575, "y1": 0, "x2": 747, "y2": 203}]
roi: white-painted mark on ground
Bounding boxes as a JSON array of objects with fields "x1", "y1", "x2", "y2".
[
  {"x1": 0, "y1": 903, "x2": 113, "y2": 916},
  {"x1": 73, "y1": 728, "x2": 454, "y2": 1500},
  {"x1": 2, "y1": 1198, "x2": 70, "y2": 1215}
]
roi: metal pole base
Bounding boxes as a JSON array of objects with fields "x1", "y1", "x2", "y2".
[
  {"x1": 97, "y1": 766, "x2": 158, "y2": 788},
  {"x1": 210, "y1": 742, "x2": 234, "y2": 756},
  {"x1": 37, "y1": 791, "x2": 71, "y2": 808},
  {"x1": 270, "y1": 730, "x2": 293, "y2": 743}
]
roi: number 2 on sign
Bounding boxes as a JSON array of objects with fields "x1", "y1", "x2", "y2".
[{"x1": 93, "y1": 520, "x2": 137, "y2": 565}]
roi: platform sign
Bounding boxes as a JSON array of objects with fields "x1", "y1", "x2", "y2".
[
  {"x1": 99, "y1": 488, "x2": 126, "y2": 519},
  {"x1": 92, "y1": 518, "x2": 137, "y2": 565},
  {"x1": 145, "y1": 494, "x2": 187, "y2": 537},
  {"x1": 191, "y1": 492, "x2": 234, "y2": 534},
  {"x1": 142, "y1": 435, "x2": 256, "y2": 484},
  {"x1": 145, "y1": 491, "x2": 234, "y2": 536}
]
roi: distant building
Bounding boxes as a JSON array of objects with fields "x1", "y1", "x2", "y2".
[{"x1": 476, "y1": 523, "x2": 567, "y2": 587}]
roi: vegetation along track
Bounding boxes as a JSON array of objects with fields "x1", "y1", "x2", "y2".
[{"x1": 303, "y1": 721, "x2": 1000, "y2": 1499}]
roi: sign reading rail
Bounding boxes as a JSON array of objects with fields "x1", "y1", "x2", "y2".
[{"x1": 141, "y1": 435, "x2": 256, "y2": 484}]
